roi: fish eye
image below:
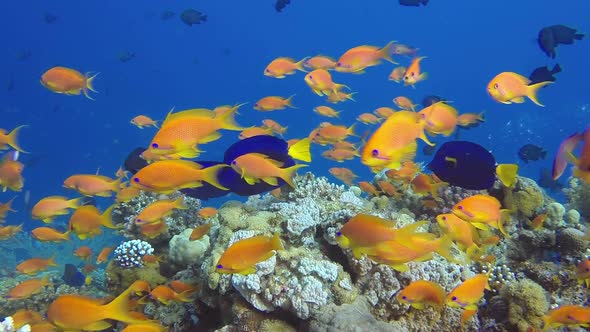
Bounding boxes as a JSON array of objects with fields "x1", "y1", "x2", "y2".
[
  {"x1": 336, "y1": 231, "x2": 342, "y2": 237},
  {"x1": 217, "y1": 264, "x2": 223, "y2": 269},
  {"x1": 265, "y1": 69, "x2": 270, "y2": 72},
  {"x1": 231, "y1": 160, "x2": 237, "y2": 165},
  {"x1": 457, "y1": 205, "x2": 463, "y2": 210},
  {"x1": 136, "y1": 219, "x2": 142, "y2": 223},
  {"x1": 402, "y1": 295, "x2": 407, "y2": 300},
  {"x1": 586, "y1": 268, "x2": 589, "y2": 272},
  {"x1": 133, "y1": 177, "x2": 140, "y2": 183},
  {"x1": 309, "y1": 75, "x2": 313, "y2": 79},
  {"x1": 451, "y1": 296, "x2": 457, "y2": 301},
  {"x1": 493, "y1": 83, "x2": 498, "y2": 89},
  {"x1": 371, "y1": 149, "x2": 379, "y2": 157},
  {"x1": 151, "y1": 143, "x2": 159, "y2": 149},
  {"x1": 441, "y1": 216, "x2": 446, "y2": 220},
  {"x1": 254, "y1": 103, "x2": 258, "y2": 107},
  {"x1": 336, "y1": 63, "x2": 341, "y2": 67}
]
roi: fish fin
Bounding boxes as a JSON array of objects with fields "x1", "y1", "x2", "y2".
[
  {"x1": 390, "y1": 263, "x2": 410, "y2": 272},
  {"x1": 470, "y1": 223, "x2": 490, "y2": 231},
  {"x1": 244, "y1": 175, "x2": 258, "y2": 185},
  {"x1": 174, "y1": 196, "x2": 188, "y2": 210},
  {"x1": 381, "y1": 41, "x2": 397, "y2": 63},
  {"x1": 418, "y1": 72, "x2": 428, "y2": 82},
  {"x1": 270, "y1": 233, "x2": 284, "y2": 251},
  {"x1": 85, "y1": 72, "x2": 99, "y2": 93},
  {"x1": 461, "y1": 309, "x2": 478, "y2": 324},
  {"x1": 175, "y1": 147, "x2": 201, "y2": 159},
  {"x1": 216, "y1": 107, "x2": 244, "y2": 131},
  {"x1": 434, "y1": 236, "x2": 457, "y2": 263},
  {"x1": 199, "y1": 132, "x2": 222, "y2": 144},
  {"x1": 238, "y1": 266, "x2": 257, "y2": 275},
  {"x1": 82, "y1": 321, "x2": 112, "y2": 331},
  {"x1": 6, "y1": 125, "x2": 28, "y2": 153},
  {"x1": 527, "y1": 81, "x2": 553, "y2": 106},
  {"x1": 410, "y1": 302, "x2": 425, "y2": 310},
  {"x1": 200, "y1": 164, "x2": 230, "y2": 190},
  {"x1": 351, "y1": 247, "x2": 366, "y2": 259},
  {"x1": 288, "y1": 138, "x2": 311, "y2": 162},
  {"x1": 295, "y1": 57, "x2": 310, "y2": 72},
  {"x1": 285, "y1": 94, "x2": 296, "y2": 108},
  {"x1": 262, "y1": 177, "x2": 278, "y2": 186},
  {"x1": 496, "y1": 164, "x2": 519, "y2": 188},
  {"x1": 67, "y1": 197, "x2": 82, "y2": 209},
  {"x1": 175, "y1": 290, "x2": 194, "y2": 303},
  {"x1": 498, "y1": 210, "x2": 511, "y2": 237},
  {"x1": 511, "y1": 96, "x2": 525, "y2": 103},
  {"x1": 47, "y1": 254, "x2": 58, "y2": 267},
  {"x1": 41, "y1": 216, "x2": 55, "y2": 223},
  {"x1": 101, "y1": 205, "x2": 121, "y2": 229},
  {"x1": 280, "y1": 164, "x2": 308, "y2": 188}
]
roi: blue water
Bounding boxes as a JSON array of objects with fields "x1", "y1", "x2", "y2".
[{"x1": 0, "y1": 0, "x2": 588, "y2": 228}]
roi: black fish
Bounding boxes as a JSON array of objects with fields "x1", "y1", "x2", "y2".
[
  {"x1": 538, "y1": 25, "x2": 585, "y2": 58},
  {"x1": 427, "y1": 141, "x2": 496, "y2": 190},
  {"x1": 118, "y1": 51, "x2": 135, "y2": 63},
  {"x1": 180, "y1": 9, "x2": 207, "y2": 26},
  {"x1": 538, "y1": 168, "x2": 564, "y2": 192},
  {"x1": 124, "y1": 135, "x2": 303, "y2": 200},
  {"x1": 422, "y1": 95, "x2": 445, "y2": 108},
  {"x1": 518, "y1": 144, "x2": 547, "y2": 163},
  {"x1": 275, "y1": 0, "x2": 291, "y2": 12},
  {"x1": 63, "y1": 264, "x2": 85, "y2": 287},
  {"x1": 44, "y1": 12, "x2": 58, "y2": 24},
  {"x1": 529, "y1": 64, "x2": 561, "y2": 85},
  {"x1": 399, "y1": 0, "x2": 429, "y2": 6}
]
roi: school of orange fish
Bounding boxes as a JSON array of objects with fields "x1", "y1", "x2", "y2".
[{"x1": 1, "y1": 40, "x2": 589, "y2": 331}]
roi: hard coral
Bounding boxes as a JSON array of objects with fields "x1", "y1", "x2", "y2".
[{"x1": 499, "y1": 278, "x2": 548, "y2": 331}]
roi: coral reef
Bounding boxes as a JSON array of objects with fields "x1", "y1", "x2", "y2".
[
  {"x1": 0, "y1": 317, "x2": 29, "y2": 332},
  {"x1": 113, "y1": 239, "x2": 154, "y2": 268},
  {"x1": 499, "y1": 278, "x2": 548, "y2": 331}
]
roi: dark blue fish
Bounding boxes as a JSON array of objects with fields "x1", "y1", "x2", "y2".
[
  {"x1": 180, "y1": 9, "x2": 207, "y2": 26},
  {"x1": 422, "y1": 95, "x2": 445, "y2": 108},
  {"x1": 123, "y1": 135, "x2": 299, "y2": 199},
  {"x1": 538, "y1": 25, "x2": 585, "y2": 58},
  {"x1": 529, "y1": 64, "x2": 561, "y2": 85},
  {"x1": 399, "y1": 0, "x2": 428, "y2": 7},
  {"x1": 63, "y1": 264, "x2": 85, "y2": 287},
  {"x1": 427, "y1": 141, "x2": 496, "y2": 190}
]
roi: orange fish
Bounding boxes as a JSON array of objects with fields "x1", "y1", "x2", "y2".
[
  {"x1": 63, "y1": 174, "x2": 121, "y2": 197},
  {"x1": 304, "y1": 69, "x2": 348, "y2": 96},
  {"x1": 32, "y1": 227, "x2": 70, "y2": 242},
  {"x1": 131, "y1": 160, "x2": 229, "y2": 194},
  {"x1": 373, "y1": 107, "x2": 396, "y2": 118},
  {"x1": 32, "y1": 196, "x2": 81, "y2": 223},
  {"x1": 386, "y1": 161, "x2": 420, "y2": 183},
  {"x1": 74, "y1": 246, "x2": 93, "y2": 261},
  {"x1": 331, "y1": 140, "x2": 357, "y2": 151},
  {"x1": 96, "y1": 247, "x2": 113, "y2": 264},
  {"x1": 377, "y1": 180, "x2": 399, "y2": 197},
  {"x1": 148, "y1": 285, "x2": 192, "y2": 305},
  {"x1": 122, "y1": 322, "x2": 168, "y2": 332},
  {"x1": 446, "y1": 274, "x2": 490, "y2": 310},
  {"x1": 314, "y1": 123, "x2": 356, "y2": 144},
  {"x1": 357, "y1": 113, "x2": 382, "y2": 124},
  {"x1": 368, "y1": 235, "x2": 454, "y2": 272},
  {"x1": 410, "y1": 173, "x2": 448, "y2": 199},
  {"x1": 68, "y1": 205, "x2": 119, "y2": 240},
  {"x1": 261, "y1": 119, "x2": 288, "y2": 136},
  {"x1": 216, "y1": 233, "x2": 283, "y2": 275},
  {"x1": 560, "y1": 128, "x2": 590, "y2": 183},
  {"x1": 0, "y1": 197, "x2": 16, "y2": 221},
  {"x1": 403, "y1": 56, "x2": 427, "y2": 87},
  {"x1": 314, "y1": 106, "x2": 341, "y2": 118},
  {"x1": 304, "y1": 55, "x2": 337, "y2": 70},
  {"x1": 135, "y1": 197, "x2": 186, "y2": 224},
  {"x1": 543, "y1": 305, "x2": 590, "y2": 330},
  {"x1": 329, "y1": 167, "x2": 357, "y2": 186},
  {"x1": 11, "y1": 309, "x2": 44, "y2": 329},
  {"x1": 361, "y1": 111, "x2": 433, "y2": 172},
  {"x1": 326, "y1": 91, "x2": 356, "y2": 103},
  {"x1": 322, "y1": 149, "x2": 359, "y2": 162},
  {"x1": 16, "y1": 255, "x2": 58, "y2": 275},
  {"x1": 357, "y1": 181, "x2": 380, "y2": 196},
  {"x1": 253, "y1": 95, "x2": 295, "y2": 111},
  {"x1": 388, "y1": 66, "x2": 406, "y2": 83},
  {"x1": 230, "y1": 153, "x2": 306, "y2": 188},
  {"x1": 7, "y1": 275, "x2": 52, "y2": 300},
  {"x1": 131, "y1": 115, "x2": 159, "y2": 129},
  {"x1": 198, "y1": 207, "x2": 218, "y2": 219},
  {"x1": 553, "y1": 131, "x2": 584, "y2": 180},
  {"x1": 453, "y1": 194, "x2": 510, "y2": 236},
  {"x1": 393, "y1": 96, "x2": 417, "y2": 111},
  {"x1": 0, "y1": 152, "x2": 24, "y2": 192},
  {"x1": 190, "y1": 224, "x2": 212, "y2": 241},
  {"x1": 213, "y1": 103, "x2": 246, "y2": 117},
  {"x1": 116, "y1": 184, "x2": 141, "y2": 203},
  {"x1": 575, "y1": 259, "x2": 590, "y2": 288},
  {"x1": 396, "y1": 280, "x2": 446, "y2": 309},
  {"x1": 436, "y1": 213, "x2": 479, "y2": 256},
  {"x1": 336, "y1": 214, "x2": 422, "y2": 258},
  {"x1": 47, "y1": 282, "x2": 155, "y2": 330},
  {"x1": 487, "y1": 72, "x2": 552, "y2": 106},
  {"x1": 140, "y1": 220, "x2": 167, "y2": 239},
  {"x1": 0, "y1": 125, "x2": 27, "y2": 152},
  {"x1": 335, "y1": 42, "x2": 395, "y2": 73},
  {"x1": 264, "y1": 57, "x2": 308, "y2": 78},
  {"x1": 529, "y1": 213, "x2": 547, "y2": 230},
  {"x1": 147, "y1": 108, "x2": 243, "y2": 159},
  {"x1": 40, "y1": 66, "x2": 99, "y2": 100},
  {"x1": 418, "y1": 102, "x2": 458, "y2": 137},
  {"x1": 239, "y1": 126, "x2": 274, "y2": 140},
  {"x1": 457, "y1": 112, "x2": 485, "y2": 128},
  {"x1": 0, "y1": 224, "x2": 22, "y2": 239}
]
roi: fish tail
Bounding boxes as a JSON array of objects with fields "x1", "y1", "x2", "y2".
[
  {"x1": 430, "y1": 182, "x2": 448, "y2": 199},
  {"x1": 63, "y1": 231, "x2": 71, "y2": 241},
  {"x1": 288, "y1": 137, "x2": 311, "y2": 162},
  {"x1": 477, "y1": 111, "x2": 486, "y2": 121},
  {"x1": 574, "y1": 33, "x2": 585, "y2": 40},
  {"x1": 295, "y1": 57, "x2": 309, "y2": 72},
  {"x1": 41, "y1": 274, "x2": 53, "y2": 286},
  {"x1": 498, "y1": 209, "x2": 511, "y2": 237},
  {"x1": 270, "y1": 232, "x2": 284, "y2": 251},
  {"x1": 285, "y1": 94, "x2": 296, "y2": 108},
  {"x1": 347, "y1": 123, "x2": 356, "y2": 137},
  {"x1": 103, "y1": 286, "x2": 153, "y2": 325},
  {"x1": 526, "y1": 81, "x2": 553, "y2": 106},
  {"x1": 216, "y1": 107, "x2": 244, "y2": 131},
  {"x1": 101, "y1": 204, "x2": 121, "y2": 229},
  {"x1": 67, "y1": 197, "x2": 82, "y2": 210},
  {"x1": 552, "y1": 63, "x2": 562, "y2": 74},
  {"x1": 418, "y1": 125, "x2": 435, "y2": 146},
  {"x1": 110, "y1": 177, "x2": 122, "y2": 193},
  {"x1": 174, "y1": 196, "x2": 187, "y2": 210},
  {"x1": 280, "y1": 164, "x2": 308, "y2": 188},
  {"x1": 47, "y1": 254, "x2": 58, "y2": 267},
  {"x1": 333, "y1": 84, "x2": 349, "y2": 95},
  {"x1": 201, "y1": 164, "x2": 230, "y2": 190},
  {"x1": 85, "y1": 72, "x2": 99, "y2": 93},
  {"x1": 434, "y1": 235, "x2": 456, "y2": 263},
  {"x1": 381, "y1": 40, "x2": 397, "y2": 64},
  {"x1": 6, "y1": 125, "x2": 28, "y2": 153}
]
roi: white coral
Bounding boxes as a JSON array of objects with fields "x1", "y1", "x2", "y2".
[{"x1": 0, "y1": 317, "x2": 30, "y2": 332}]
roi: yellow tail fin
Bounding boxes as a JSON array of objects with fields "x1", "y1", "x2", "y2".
[
  {"x1": 280, "y1": 164, "x2": 307, "y2": 188},
  {"x1": 288, "y1": 138, "x2": 311, "y2": 162},
  {"x1": 527, "y1": 81, "x2": 553, "y2": 106},
  {"x1": 6, "y1": 125, "x2": 28, "y2": 153}
]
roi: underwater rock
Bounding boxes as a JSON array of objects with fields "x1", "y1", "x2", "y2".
[
  {"x1": 499, "y1": 278, "x2": 548, "y2": 331},
  {"x1": 556, "y1": 228, "x2": 589, "y2": 257},
  {"x1": 507, "y1": 229, "x2": 555, "y2": 262},
  {"x1": 502, "y1": 176, "x2": 547, "y2": 219},
  {"x1": 565, "y1": 177, "x2": 590, "y2": 219},
  {"x1": 105, "y1": 260, "x2": 166, "y2": 294},
  {"x1": 168, "y1": 228, "x2": 210, "y2": 267},
  {"x1": 545, "y1": 202, "x2": 566, "y2": 229}
]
